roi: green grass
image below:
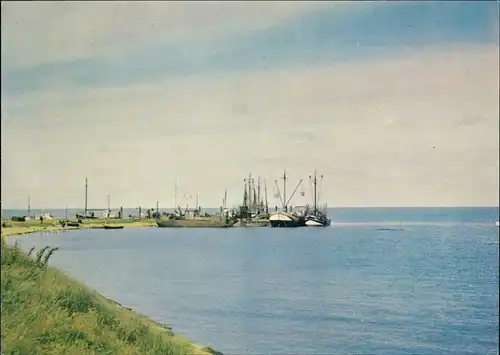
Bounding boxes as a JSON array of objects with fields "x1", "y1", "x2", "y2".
[
  {"x1": 80, "y1": 218, "x2": 144, "y2": 225},
  {"x1": 1, "y1": 238, "x2": 216, "y2": 355},
  {"x1": 0, "y1": 218, "x2": 159, "y2": 238},
  {"x1": 2, "y1": 218, "x2": 60, "y2": 228}
]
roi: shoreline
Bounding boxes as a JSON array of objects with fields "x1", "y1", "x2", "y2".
[
  {"x1": 1, "y1": 214, "x2": 247, "y2": 236},
  {"x1": 1, "y1": 226, "x2": 223, "y2": 355},
  {"x1": 0, "y1": 219, "x2": 156, "y2": 238}
]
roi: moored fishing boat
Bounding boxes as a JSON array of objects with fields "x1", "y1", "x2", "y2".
[
  {"x1": 304, "y1": 213, "x2": 331, "y2": 227},
  {"x1": 235, "y1": 173, "x2": 273, "y2": 227},
  {"x1": 66, "y1": 221, "x2": 81, "y2": 227},
  {"x1": 156, "y1": 218, "x2": 232, "y2": 228},
  {"x1": 269, "y1": 170, "x2": 305, "y2": 228},
  {"x1": 269, "y1": 211, "x2": 303, "y2": 228},
  {"x1": 304, "y1": 170, "x2": 331, "y2": 227}
]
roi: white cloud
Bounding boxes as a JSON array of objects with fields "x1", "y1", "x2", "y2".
[
  {"x1": 2, "y1": 44, "x2": 498, "y2": 208},
  {"x1": 1, "y1": 1, "x2": 354, "y2": 70}
]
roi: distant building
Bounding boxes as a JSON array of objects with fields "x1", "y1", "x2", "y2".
[{"x1": 33, "y1": 213, "x2": 53, "y2": 220}]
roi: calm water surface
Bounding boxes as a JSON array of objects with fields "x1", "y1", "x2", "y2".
[{"x1": 9, "y1": 208, "x2": 499, "y2": 355}]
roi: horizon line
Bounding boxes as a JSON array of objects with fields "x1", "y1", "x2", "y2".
[{"x1": 1, "y1": 205, "x2": 499, "y2": 211}]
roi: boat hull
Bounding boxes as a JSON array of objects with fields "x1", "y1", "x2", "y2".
[
  {"x1": 269, "y1": 212, "x2": 304, "y2": 228},
  {"x1": 304, "y1": 219, "x2": 324, "y2": 227},
  {"x1": 236, "y1": 219, "x2": 270, "y2": 227},
  {"x1": 304, "y1": 214, "x2": 331, "y2": 227},
  {"x1": 156, "y1": 219, "x2": 232, "y2": 228},
  {"x1": 269, "y1": 219, "x2": 302, "y2": 228},
  {"x1": 103, "y1": 225, "x2": 124, "y2": 230}
]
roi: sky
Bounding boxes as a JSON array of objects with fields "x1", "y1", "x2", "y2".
[{"x1": 1, "y1": 1, "x2": 499, "y2": 209}]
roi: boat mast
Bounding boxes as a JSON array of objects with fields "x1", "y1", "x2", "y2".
[
  {"x1": 257, "y1": 177, "x2": 261, "y2": 213},
  {"x1": 283, "y1": 170, "x2": 287, "y2": 212},
  {"x1": 28, "y1": 195, "x2": 31, "y2": 217},
  {"x1": 308, "y1": 170, "x2": 324, "y2": 212},
  {"x1": 174, "y1": 181, "x2": 178, "y2": 213},
  {"x1": 252, "y1": 179, "x2": 257, "y2": 212},
  {"x1": 84, "y1": 177, "x2": 88, "y2": 214},
  {"x1": 313, "y1": 170, "x2": 317, "y2": 211},
  {"x1": 243, "y1": 178, "x2": 248, "y2": 208},
  {"x1": 264, "y1": 179, "x2": 269, "y2": 214},
  {"x1": 248, "y1": 173, "x2": 252, "y2": 214},
  {"x1": 107, "y1": 193, "x2": 111, "y2": 214}
]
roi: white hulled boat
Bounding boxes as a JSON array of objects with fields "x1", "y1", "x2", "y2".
[{"x1": 304, "y1": 170, "x2": 331, "y2": 227}]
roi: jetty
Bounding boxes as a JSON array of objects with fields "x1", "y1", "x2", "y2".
[
  {"x1": 7, "y1": 171, "x2": 333, "y2": 231},
  {"x1": 156, "y1": 216, "x2": 233, "y2": 228}
]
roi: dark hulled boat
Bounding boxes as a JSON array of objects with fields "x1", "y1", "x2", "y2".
[
  {"x1": 269, "y1": 211, "x2": 304, "y2": 228},
  {"x1": 103, "y1": 225, "x2": 124, "y2": 230},
  {"x1": 269, "y1": 170, "x2": 306, "y2": 228}
]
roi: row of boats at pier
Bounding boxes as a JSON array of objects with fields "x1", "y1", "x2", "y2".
[
  {"x1": 268, "y1": 170, "x2": 331, "y2": 228},
  {"x1": 269, "y1": 209, "x2": 330, "y2": 228},
  {"x1": 236, "y1": 169, "x2": 331, "y2": 228},
  {"x1": 155, "y1": 169, "x2": 332, "y2": 228}
]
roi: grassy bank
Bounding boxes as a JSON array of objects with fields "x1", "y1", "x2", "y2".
[
  {"x1": 1, "y1": 238, "x2": 222, "y2": 355},
  {"x1": 0, "y1": 218, "x2": 157, "y2": 238}
]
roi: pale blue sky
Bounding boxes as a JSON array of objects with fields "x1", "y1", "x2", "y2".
[
  {"x1": 1, "y1": 1, "x2": 499, "y2": 209},
  {"x1": 2, "y1": 1, "x2": 498, "y2": 95}
]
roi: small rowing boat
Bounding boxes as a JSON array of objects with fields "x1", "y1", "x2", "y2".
[{"x1": 103, "y1": 225, "x2": 124, "y2": 230}]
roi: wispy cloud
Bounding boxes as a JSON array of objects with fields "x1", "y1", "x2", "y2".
[
  {"x1": 2, "y1": 1, "x2": 497, "y2": 96},
  {"x1": 1, "y1": 1, "x2": 345, "y2": 69},
  {"x1": 1, "y1": 1, "x2": 498, "y2": 208}
]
